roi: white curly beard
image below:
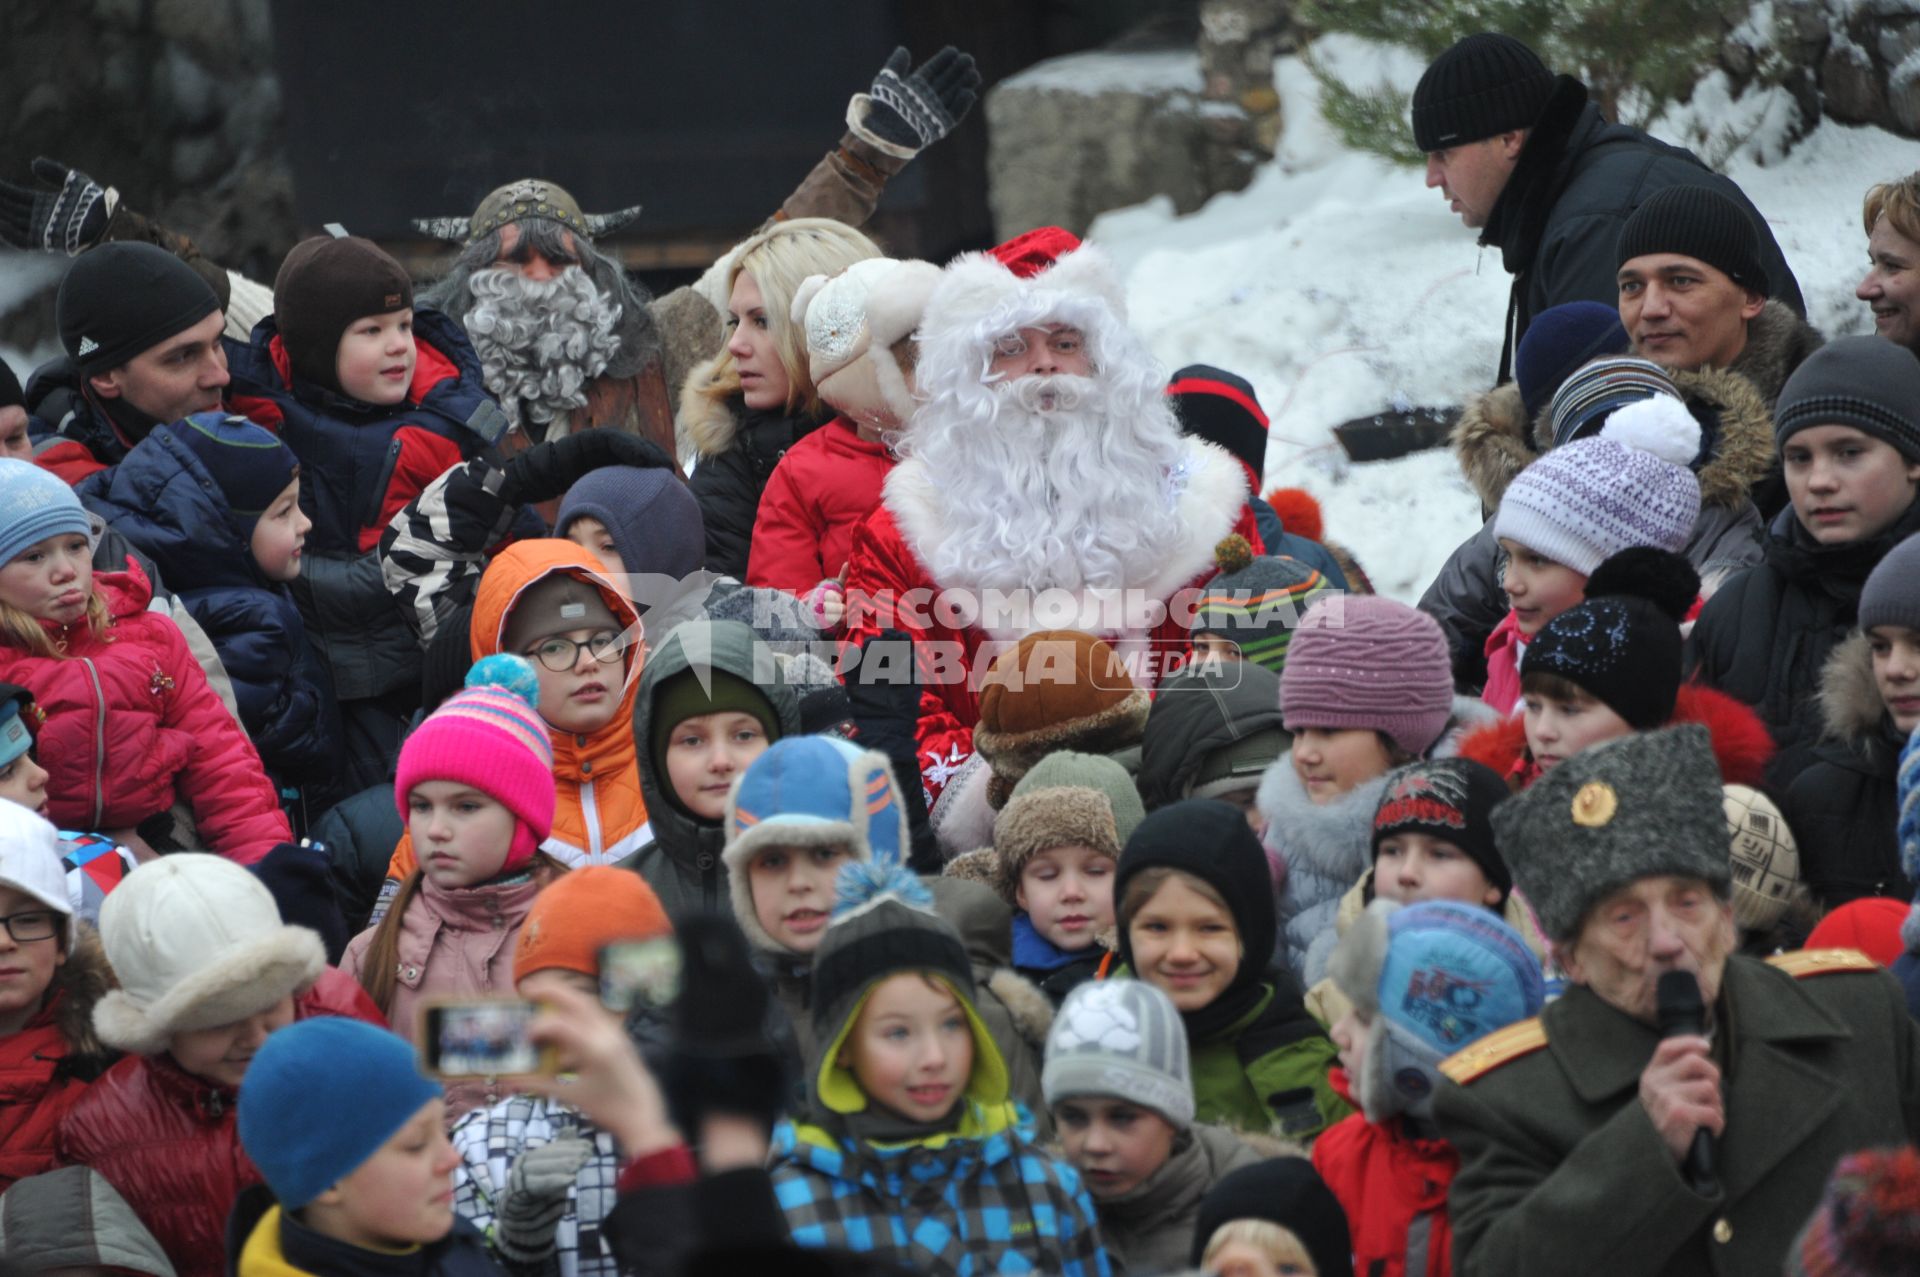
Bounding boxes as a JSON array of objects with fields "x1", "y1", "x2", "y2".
[{"x1": 464, "y1": 266, "x2": 624, "y2": 434}]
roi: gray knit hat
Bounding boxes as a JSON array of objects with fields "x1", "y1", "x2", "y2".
[
  {"x1": 1042, "y1": 979, "x2": 1194, "y2": 1128},
  {"x1": 1773, "y1": 335, "x2": 1920, "y2": 461},
  {"x1": 1491, "y1": 724, "x2": 1731, "y2": 942},
  {"x1": 987, "y1": 751, "x2": 1145, "y2": 905},
  {"x1": 1860, "y1": 532, "x2": 1920, "y2": 635}
]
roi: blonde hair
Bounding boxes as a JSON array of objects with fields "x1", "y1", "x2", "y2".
[
  {"x1": 717, "y1": 218, "x2": 883, "y2": 418},
  {"x1": 1201, "y1": 1219, "x2": 1317, "y2": 1274},
  {"x1": 1864, "y1": 174, "x2": 1920, "y2": 244},
  {"x1": 0, "y1": 593, "x2": 112, "y2": 657}
]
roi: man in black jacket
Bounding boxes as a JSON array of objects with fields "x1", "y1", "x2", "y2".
[{"x1": 1413, "y1": 32, "x2": 1804, "y2": 383}]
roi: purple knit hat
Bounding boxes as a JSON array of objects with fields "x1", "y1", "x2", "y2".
[{"x1": 1280, "y1": 596, "x2": 1454, "y2": 756}]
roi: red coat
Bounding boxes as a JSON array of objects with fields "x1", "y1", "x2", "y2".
[
  {"x1": 1312, "y1": 1070, "x2": 1459, "y2": 1277},
  {"x1": 1457, "y1": 683, "x2": 1775, "y2": 790},
  {"x1": 842, "y1": 438, "x2": 1258, "y2": 804},
  {"x1": 54, "y1": 967, "x2": 384, "y2": 1277},
  {"x1": 0, "y1": 993, "x2": 95, "y2": 1191},
  {"x1": 746, "y1": 418, "x2": 893, "y2": 595},
  {"x1": 0, "y1": 562, "x2": 290, "y2": 863}
]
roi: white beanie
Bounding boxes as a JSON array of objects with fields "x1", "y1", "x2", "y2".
[
  {"x1": 1492, "y1": 395, "x2": 1702, "y2": 575},
  {"x1": 93, "y1": 854, "x2": 324, "y2": 1056},
  {"x1": 790, "y1": 257, "x2": 941, "y2": 433},
  {"x1": 1042, "y1": 979, "x2": 1194, "y2": 1128}
]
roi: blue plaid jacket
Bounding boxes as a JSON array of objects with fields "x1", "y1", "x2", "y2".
[{"x1": 769, "y1": 1106, "x2": 1112, "y2": 1276}]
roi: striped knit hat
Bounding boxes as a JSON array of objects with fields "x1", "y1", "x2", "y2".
[
  {"x1": 1546, "y1": 356, "x2": 1686, "y2": 450},
  {"x1": 1493, "y1": 395, "x2": 1702, "y2": 576},
  {"x1": 394, "y1": 654, "x2": 556, "y2": 874},
  {"x1": 1192, "y1": 535, "x2": 1336, "y2": 674},
  {"x1": 1280, "y1": 595, "x2": 1455, "y2": 757},
  {"x1": 1773, "y1": 335, "x2": 1920, "y2": 461}
]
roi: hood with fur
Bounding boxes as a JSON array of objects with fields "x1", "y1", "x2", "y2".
[
  {"x1": 1816, "y1": 632, "x2": 1889, "y2": 743},
  {"x1": 1453, "y1": 362, "x2": 1775, "y2": 515},
  {"x1": 1717, "y1": 299, "x2": 1826, "y2": 405}
]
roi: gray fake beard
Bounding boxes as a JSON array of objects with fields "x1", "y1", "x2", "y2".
[{"x1": 464, "y1": 266, "x2": 624, "y2": 435}]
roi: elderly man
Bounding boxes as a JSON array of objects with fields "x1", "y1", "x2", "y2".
[
  {"x1": 1413, "y1": 32, "x2": 1802, "y2": 382},
  {"x1": 842, "y1": 236, "x2": 1262, "y2": 804},
  {"x1": 1435, "y1": 724, "x2": 1920, "y2": 1275}
]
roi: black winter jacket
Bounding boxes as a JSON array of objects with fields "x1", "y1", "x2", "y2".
[
  {"x1": 1136, "y1": 660, "x2": 1287, "y2": 810},
  {"x1": 1688, "y1": 498, "x2": 1920, "y2": 795},
  {"x1": 225, "y1": 1185, "x2": 503, "y2": 1276},
  {"x1": 1781, "y1": 634, "x2": 1913, "y2": 908},
  {"x1": 680, "y1": 373, "x2": 829, "y2": 579},
  {"x1": 1482, "y1": 76, "x2": 1804, "y2": 380}
]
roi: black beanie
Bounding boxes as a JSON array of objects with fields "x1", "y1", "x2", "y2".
[
  {"x1": 1168, "y1": 365, "x2": 1269, "y2": 485},
  {"x1": 1189, "y1": 1157, "x2": 1353, "y2": 1275},
  {"x1": 57, "y1": 242, "x2": 220, "y2": 375},
  {"x1": 273, "y1": 235, "x2": 415, "y2": 398},
  {"x1": 1114, "y1": 800, "x2": 1276, "y2": 994},
  {"x1": 1371, "y1": 757, "x2": 1513, "y2": 904},
  {"x1": 0, "y1": 358, "x2": 21, "y2": 412},
  {"x1": 1411, "y1": 32, "x2": 1554, "y2": 152},
  {"x1": 1616, "y1": 186, "x2": 1769, "y2": 298},
  {"x1": 1524, "y1": 547, "x2": 1701, "y2": 730}
]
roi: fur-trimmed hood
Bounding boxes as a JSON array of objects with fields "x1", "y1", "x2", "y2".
[
  {"x1": 52, "y1": 923, "x2": 116, "y2": 1073},
  {"x1": 927, "y1": 875, "x2": 1055, "y2": 1047},
  {"x1": 1816, "y1": 632, "x2": 1889, "y2": 743},
  {"x1": 882, "y1": 433, "x2": 1250, "y2": 643},
  {"x1": 1453, "y1": 362, "x2": 1776, "y2": 515},
  {"x1": 1717, "y1": 299, "x2": 1826, "y2": 405},
  {"x1": 678, "y1": 350, "x2": 749, "y2": 459},
  {"x1": 1456, "y1": 683, "x2": 1774, "y2": 789}
]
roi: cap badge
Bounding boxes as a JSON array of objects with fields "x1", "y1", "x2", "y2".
[{"x1": 1571, "y1": 781, "x2": 1617, "y2": 828}]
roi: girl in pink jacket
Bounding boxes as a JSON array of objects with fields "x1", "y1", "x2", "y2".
[
  {"x1": 0, "y1": 460, "x2": 287, "y2": 863},
  {"x1": 343, "y1": 654, "x2": 563, "y2": 1121}
]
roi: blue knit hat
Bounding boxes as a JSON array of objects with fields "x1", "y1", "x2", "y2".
[
  {"x1": 1515, "y1": 302, "x2": 1630, "y2": 422},
  {"x1": 557, "y1": 465, "x2": 705, "y2": 600},
  {"x1": 164, "y1": 412, "x2": 300, "y2": 538},
  {"x1": 0, "y1": 459, "x2": 92, "y2": 570},
  {"x1": 239, "y1": 1017, "x2": 443, "y2": 1208},
  {"x1": 721, "y1": 734, "x2": 909, "y2": 953}
]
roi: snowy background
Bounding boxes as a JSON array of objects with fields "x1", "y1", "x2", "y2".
[
  {"x1": 1086, "y1": 37, "x2": 1903, "y2": 601},
  {"x1": 0, "y1": 34, "x2": 1909, "y2": 607}
]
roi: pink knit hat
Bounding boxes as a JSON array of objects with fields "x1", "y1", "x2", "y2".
[
  {"x1": 1279, "y1": 596, "x2": 1455, "y2": 756},
  {"x1": 394, "y1": 654, "x2": 556, "y2": 874}
]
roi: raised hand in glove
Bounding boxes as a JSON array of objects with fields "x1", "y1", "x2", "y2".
[
  {"x1": 499, "y1": 428, "x2": 675, "y2": 507},
  {"x1": 861, "y1": 46, "x2": 981, "y2": 151},
  {"x1": 493, "y1": 1135, "x2": 597, "y2": 1262},
  {"x1": 0, "y1": 158, "x2": 116, "y2": 256}
]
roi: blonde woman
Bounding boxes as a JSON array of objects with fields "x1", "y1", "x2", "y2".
[{"x1": 681, "y1": 218, "x2": 882, "y2": 577}]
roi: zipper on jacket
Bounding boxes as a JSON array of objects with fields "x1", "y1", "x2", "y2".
[
  {"x1": 580, "y1": 775, "x2": 603, "y2": 862},
  {"x1": 82, "y1": 657, "x2": 107, "y2": 828}
]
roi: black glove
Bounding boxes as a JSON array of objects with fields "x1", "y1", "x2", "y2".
[
  {"x1": 862, "y1": 46, "x2": 981, "y2": 151},
  {"x1": 847, "y1": 630, "x2": 939, "y2": 872},
  {"x1": 659, "y1": 917, "x2": 790, "y2": 1142},
  {"x1": 0, "y1": 158, "x2": 114, "y2": 256},
  {"x1": 498, "y1": 429, "x2": 674, "y2": 507}
]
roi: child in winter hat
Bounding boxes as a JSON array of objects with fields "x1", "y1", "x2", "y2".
[
  {"x1": 1483, "y1": 373, "x2": 1703, "y2": 711},
  {"x1": 1191, "y1": 1156, "x2": 1354, "y2": 1277},
  {"x1": 0, "y1": 458, "x2": 291, "y2": 865},
  {"x1": 1190, "y1": 534, "x2": 1337, "y2": 675},
  {"x1": 963, "y1": 750, "x2": 1144, "y2": 1005},
  {"x1": 1043, "y1": 979, "x2": 1269, "y2": 1275},
  {"x1": 271, "y1": 234, "x2": 417, "y2": 404},
  {"x1": 1315, "y1": 899, "x2": 1545, "y2": 1277},
  {"x1": 1264, "y1": 594, "x2": 1455, "y2": 982},
  {"x1": 447, "y1": 866, "x2": 672, "y2": 1276},
  {"x1": 1370, "y1": 757, "x2": 1513, "y2": 911},
  {"x1": 342, "y1": 655, "x2": 561, "y2": 1120},
  {"x1": 0, "y1": 681, "x2": 138, "y2": 927},
  {"x1": 1114, "y1": 799, "x2": 1346, "y2": 1139},
  {"x1": 765, "y1": 860, "x2": 1107, "y2": 1274},
  {"x1": 234, "y1": 1016, "x2": 492, "y2": 1273}
]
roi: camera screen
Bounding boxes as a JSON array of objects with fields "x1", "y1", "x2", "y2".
[
  {"x1": 600, "y1": 938, "x2": 682, "y2": 1013},
  {"x1": 429, "y1": 1001, "x2": 540, "y2": 1078}
]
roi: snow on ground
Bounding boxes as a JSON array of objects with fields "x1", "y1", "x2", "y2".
[{"x1": 1091, "y1": 35, "x2": 1906, "y2": 602}]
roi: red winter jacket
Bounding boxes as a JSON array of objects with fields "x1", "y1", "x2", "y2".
[
  {"x1": 54, "y1": 967, "x2": 384, "y2": 1277},
  {"x1": 0, "y1": 1001, "x2": 96, "y2": 1192},
  {"x1": 746, "y1": 418, "x2": 894, "y2": 596},
  {"x1": 0, "y1": 561, "x2": 290, "y2": 862},
  {"x1": 842, "y1": 440, "x2": 1261, "y2": 805},
  {"x1": 1457, "y1": 682, "x2": 1775, "y2": 791},
  {"x1": 1311, "y1": 1068, "x2": 1458, "y2": 1277}
]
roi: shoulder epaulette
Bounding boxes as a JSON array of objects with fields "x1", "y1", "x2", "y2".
[
  {"x1": 1765, "y1": 947, "x2": 1882, "y2": 979},
  {"x1": 1439, "y1": 1017, "x2": 1547, "y2": 1085}
]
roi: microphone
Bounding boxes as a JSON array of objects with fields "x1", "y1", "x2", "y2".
[{"x1": 1655, "y1": 970, "x2": 1719, "y2": 1196}]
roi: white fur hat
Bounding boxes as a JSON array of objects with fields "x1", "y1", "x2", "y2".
[
  {"x1": 791, "y1": 257, "x2": 942, "y2": 432},
  {"x1": 93, "y1": 854, "x2": 324, "y2": 1055}
]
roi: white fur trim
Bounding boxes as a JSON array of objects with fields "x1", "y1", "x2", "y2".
[
  {"x1": 845, "y1": 95, "x2": 921, "y2": 161},
  {"x1": 92, "y1": 926, "x2": 325, "y2": 1056},
  {"x1": 864, "y1": 260, "x2": 941, "y2": 346},
  {"x1": 917, "y1": 245, "x2": 1130, "y2": 358},
  {"x1": 1600, "y1": 395, "x2": 1701, "y2": 466}
]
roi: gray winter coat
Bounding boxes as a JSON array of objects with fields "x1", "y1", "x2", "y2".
[
  {"x1": 1090, "y1": 1124, "x2": 1266, "y2": 1277},
  {"x1": 1421, "y1": 361, "x2": 1778, "y2": 687},
  {"x1": 0, "y1": 1165, "x2": 175, "y2": 1276},
  {"x1": 617, "y1": 621, "x2": 801, "y2": 921}
]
